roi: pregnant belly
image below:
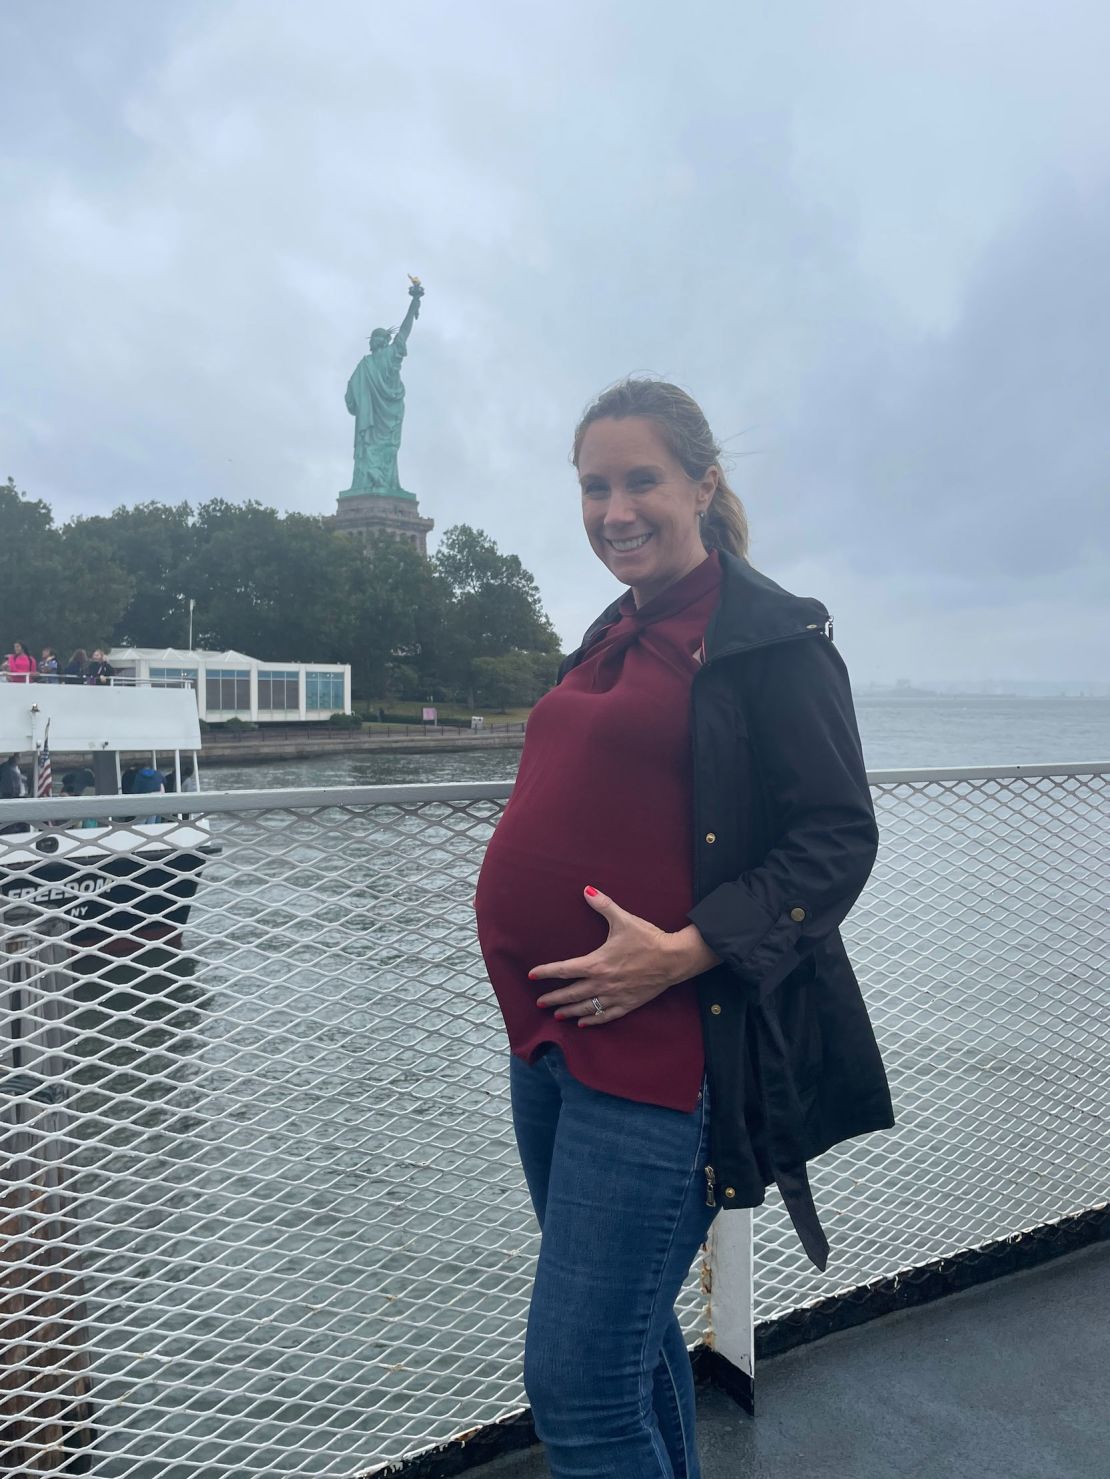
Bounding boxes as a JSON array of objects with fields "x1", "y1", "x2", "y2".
[{"x1": 475, "y1": 832, "x2": 693, "y2": 979}]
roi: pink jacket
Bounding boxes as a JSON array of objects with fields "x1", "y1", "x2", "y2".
[{"x1": 5, "y1": 653, "x2": 37, "y2": 682}]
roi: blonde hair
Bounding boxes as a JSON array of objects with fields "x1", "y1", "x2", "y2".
[{"x1": 571, "y1": 377, "x2": 749, "y2": 558}]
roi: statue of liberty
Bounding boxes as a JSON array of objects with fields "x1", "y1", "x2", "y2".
[{"x1": 342, "y1": 277, "x2": 425, "y2": 498}]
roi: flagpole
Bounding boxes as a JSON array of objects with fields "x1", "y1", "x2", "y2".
[{"x1": 35, "y1": 718, "x2": 52, "y2": 799}]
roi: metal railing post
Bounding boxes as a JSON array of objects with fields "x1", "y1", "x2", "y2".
[{"x1": 706, "y1": 1209, "x2": 754, "y2": 1389}]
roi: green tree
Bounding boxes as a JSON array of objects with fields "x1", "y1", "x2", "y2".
[
  {"x1": 435, "y1": 525, "x2": 557, "y2": 644},
  {"x1": 2, "y1": 486, "x2": 562, "y2": 709},
  {"x1": 53, "y1": 523, "x2": 134, "y2": 661},
  {"x1": 433, "y1": 524, "x2": 560, "y2": 704},
  {"x1": 472, "y1": 650, "x2": 562, "y2": 710},
  {"x1": 79, "y1": 501, "x2": 197, "y2": 648},
  {"x1": 526, "y1": 649, "x2": 561, "y2": 696},
  {"x1": 182, "y1": 501, "x2": 354, "y2": 660},
  {"x1": 347, "y1": 533, "x2": 447, "y2": 698},
  {"x1": 471, "y1": 653, "x2": 534, "y2": 710},
  {"x1": 0, "y1": 477, "x2": 56, "y2": 652},
  {"x1": 0, "y1": 477, "x2": 131, "y2": 663}
]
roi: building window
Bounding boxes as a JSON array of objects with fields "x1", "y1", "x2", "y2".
[
  {"x1": 150, "y1": 667, "x2": 198, "y2": 689},
  {"x1": 258, "y1": 669, "x2": 300, "y2": 711},
  {"x1": 205, "y1": 668, "x2": 250, "y2": 712},
  {"x1": 305, "y1": 670, "x2": 344, "y2": 711}
]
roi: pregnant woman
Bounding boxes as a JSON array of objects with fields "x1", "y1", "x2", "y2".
[{"x1": 474, "y1": 377, "x2": 894, "y2": 1479}]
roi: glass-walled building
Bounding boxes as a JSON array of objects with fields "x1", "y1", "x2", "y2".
[{"x1": 106, "y1": 648, "x2": 351, "y2": 723}]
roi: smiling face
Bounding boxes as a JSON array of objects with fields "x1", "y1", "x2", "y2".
[{"x1": 577, "y1": 417, "x2": 718, "y2": 606}]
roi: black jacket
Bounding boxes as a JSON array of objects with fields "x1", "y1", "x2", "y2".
[{"x1": 559, "y1": 552, "x2": 895, "y2": 1270}]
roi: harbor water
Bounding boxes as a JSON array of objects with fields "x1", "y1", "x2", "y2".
[{"x1": 206, "y1": 695, "x2": 1110, "y2": 791}]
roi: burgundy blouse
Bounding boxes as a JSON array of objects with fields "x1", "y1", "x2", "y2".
[{"x1": 475, "y1": 552, "x2": 722, "y2": 1112}]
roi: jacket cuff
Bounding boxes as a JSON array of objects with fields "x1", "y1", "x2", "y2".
[{"x1": 688, "y1": 881, "x2": 805, "y2": 1000}]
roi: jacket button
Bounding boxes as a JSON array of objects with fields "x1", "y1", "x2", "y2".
[
  {"x1": 725, "y1": 1187, "x2": 736, "y2": 1199},
  {"x1": 705, "y1": 832, "x2": 716, "y2": 844},
  {"x1": 789, "y1": 907, "x2": 806, "y2": 923},
  {"x1": 710, "y1": 1003, "x2": 722, "y2": 1015}
]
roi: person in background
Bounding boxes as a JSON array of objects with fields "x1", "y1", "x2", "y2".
[
  {"x1": 130, "y1": 766, "x2": 166, "y2": 825},
  {"x1": 63, "y1": 648, "x2": 88, "y2": 684},
  {"x1": 85, "y1": 649, "x2": 114, "y2": 685},
  {"x1": 39, "y1": 646, "x2": 60, "y2": 682},
  {"x1": 0, "y1": 754, "x2": 27, "y2": 797},
  {"x1": 474, "y1": 377, "x2": 893, "y2": 1478},
  {"x1": 0, "y1": 753, "x2": 29, "y2": 834},
  {"x1": 161, "y1": 757, "x2": 199, "y2": 794},
  {"x1": 161, "y1": 756, "x2": 199, "y2": 822},
  {"x1": 59, "y1": 769, "x2": 100, "y2": 828},
  {"x1": 5, "y1": 641, "x2": 37, "y2": 682}
]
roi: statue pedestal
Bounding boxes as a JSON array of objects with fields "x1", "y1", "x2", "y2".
[{"x1": 333, "y1": 491, "x2": 434, "y2": 556}]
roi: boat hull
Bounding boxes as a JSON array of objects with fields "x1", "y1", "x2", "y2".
[{"x1": 0, "y1": 828, "x2": 218, "y2": 957}]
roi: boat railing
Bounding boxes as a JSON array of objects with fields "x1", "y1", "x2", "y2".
[
  {"x1": 0, "y1": 673, "x2": 194, "y2": 688},
  {"x1": 1, "y1": 762, "x2": 1107, "y2": 1478},
  {"x1": 110, "y1": 676, "x2": 194, "y2": 689}
]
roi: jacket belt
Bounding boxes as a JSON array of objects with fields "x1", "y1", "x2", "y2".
[{"x1": 753, "y1": 999, "x2": 831, "y2": 1271}]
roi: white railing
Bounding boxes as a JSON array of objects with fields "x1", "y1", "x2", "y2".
[
  {"x1": 1, "y1": 764, "x2": 1107, "y2": 1476},
  {"x1": 0, "y1": 673, "x2": 193, "y2": 688}
]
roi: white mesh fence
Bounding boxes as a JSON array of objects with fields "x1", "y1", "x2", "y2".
[
  {"x1": 753, "y1": 764, "x2": 1109, "y2": 1319},
  {"x1": 1, "y1": 766, "x2": 1107, "y2": 1475}
]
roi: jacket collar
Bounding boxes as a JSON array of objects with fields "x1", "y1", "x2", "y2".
[
  {"x1": 705, "y1": 551, "x2": 831, "y2": 662},
  {"x1": 560, "y1": 551, "x2": 831, "y2": 679}
]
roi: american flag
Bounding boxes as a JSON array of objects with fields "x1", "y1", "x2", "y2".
[{"x1": 36, "y1": 727, "x2": 52, "y2": 797}]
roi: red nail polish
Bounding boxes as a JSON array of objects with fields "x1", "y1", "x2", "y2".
[
  {"x1": 584, "y1": 886, "x2": 599, "y2": 897},
  {"x1": 527, "y1": 971, "x2": 536, "y2": 980},
  {"x1": 553, "y1": 1011, "x2": 564, "y2": 1020}
]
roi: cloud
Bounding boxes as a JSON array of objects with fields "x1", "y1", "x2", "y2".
[
  {"x1": 1, "y1": 0, "x2": 1108, "y2": 681},
  {"x1": 768, "y1": 180, "x2": 1110, "y2": 573}
]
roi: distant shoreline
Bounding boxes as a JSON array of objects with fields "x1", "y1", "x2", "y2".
[
  {"x1": 196, "y1": 730, "x2": 526, "y2": 767},
  {"x1": 856, "y1": 689, "x2": 1108, "y2": 701},
  {"x1": 41, "y1": 729, "x2": 527, "y2": 772},
  {"x1": 858, "y1": 689, "x2": 1006, "y2": 700}
]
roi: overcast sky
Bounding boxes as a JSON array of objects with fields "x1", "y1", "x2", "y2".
[{"x1": 2, "y1": 1, "x2": 1107, "y2": 682}]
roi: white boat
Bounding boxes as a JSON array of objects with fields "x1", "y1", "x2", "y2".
[{"x1": 0, "y1": 680, "x2": 217, "y2": 957}]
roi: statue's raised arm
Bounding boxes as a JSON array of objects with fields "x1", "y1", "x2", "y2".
[{"x1": 394, "y1": 276, "x2": 425, "y2": 351}]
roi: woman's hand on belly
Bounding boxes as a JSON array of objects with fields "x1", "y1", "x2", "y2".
[{"x1": 529, "y1": 886, "x2": 720, "y2": 1026}]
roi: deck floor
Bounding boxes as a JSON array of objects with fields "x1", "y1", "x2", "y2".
[{"x1": 472, "y1": 1238, "x2": 1110, "y2": 1479}]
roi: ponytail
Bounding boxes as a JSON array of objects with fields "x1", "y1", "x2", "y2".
[{"x1": 702, "y1": 478, "x2": 748, "y2": 558}]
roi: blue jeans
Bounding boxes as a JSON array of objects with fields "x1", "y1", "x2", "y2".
[{"x1": 510, "y1": 1046, "x2": 718, "y2": 1479}]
